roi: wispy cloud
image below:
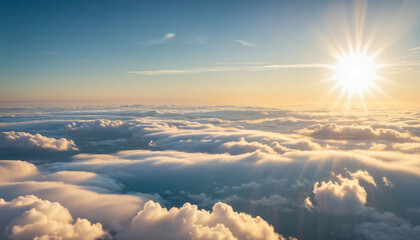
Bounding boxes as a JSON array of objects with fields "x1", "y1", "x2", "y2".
[
  {"x1": 148, "y1": 33, "x2": 176, "y2": 45},
  {"x1": 409, "y1": 46, "x2": 420, "y2": 52},
  {"x1": 386, "y1": 61, "x2": 420, "y2": 67},
  {"x1": 235, "y1": 39, "x2": 257, "y2": 47},
  {"x1": 127, "y1": 63, "x2": 331, "y2": 76},
  {"x1": 216, "y1": 61, "x2": 267, "y2": 65},
  {"x1": 387, "y1": 47, "x2": 420, "y2": 64}
]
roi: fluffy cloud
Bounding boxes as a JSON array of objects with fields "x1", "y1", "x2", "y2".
[
  {"x1": 0, "y1": 160, "x2": 38, "y2": 182},
  {"x1": 349, "y1": 170, "x2": 377, "y2": 187},
  {"x1": 0, "y1": 195, "x2": 106, "y2": 240},
  {"x1": 0, "y1": 159, "x2": 294, "y2": 239},
  {"x1": 304, "y1": 124, "x2": 419, "y2": 142},
  {"x1": 0, "y1": 181, "x2": 145, "y2": 232},
  {"x1": 0, "y1": 131, "x2": 78, "y2": 151},
  {"x1": 0, "y1": 160, "x2": 146, "y2": 232},
  {"x1": 312, "y1": 170, "x2": 376, "y2": 215},
  {"x1": 65, "y1": 120, "x2": 124, "y2": 133},
  {"x1": 124, "y1": 200, "x2": 289, "y2": 240}
]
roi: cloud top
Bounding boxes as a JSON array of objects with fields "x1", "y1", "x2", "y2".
[
  {"x1": 0, "y1": 195, "x2": 107, "y2": 240},
  {"x1": 125, "y1": 200, "x2": 286, "y2": 240},
  {"x1": 312, "y1": 170, "x2": 376, "y2": 215},
  {"x1": 0, "y1": 131, "x2": 78, "y2": 151}
]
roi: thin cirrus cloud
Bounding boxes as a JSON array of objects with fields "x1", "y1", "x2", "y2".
[
  {"x1": 127, "y1": 63, "x2": 331, "y2": 75},
  {"x1": 408, "y1": 46, "x2": 420, "y2": 52},
  {"x1": 234, "y1": 39, "x2": 258, "y2": 47},
  {"x1": 147, "y1": 33, "x2": 176, "y2": 45}
]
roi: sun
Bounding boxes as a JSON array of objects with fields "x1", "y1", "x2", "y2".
[{"x1": 332, "y1": 53, "x2": 381, "y2": 95}]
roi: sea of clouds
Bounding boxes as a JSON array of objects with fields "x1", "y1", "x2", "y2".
[{"x1": 1, "y1": 104, "x2": 420, "y2": 240}]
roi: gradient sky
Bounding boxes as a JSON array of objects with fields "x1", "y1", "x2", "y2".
[{"x1": 1, "y1": 0, "x2": 419, "y2": 104}]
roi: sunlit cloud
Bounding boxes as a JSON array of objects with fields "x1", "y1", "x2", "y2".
[
  {"x1": 311, "y1": 170, "x2": 376, "y2": 215},
  {"x1": 0, "y1": 131, "x2": 78, "y2": 151},
  {"x1": 1, "y1": 105, "x2": 420, "y2": 239},
  {"x1": 3, "y1": 0, "x2": 420, "y2": 238},
  {"x1": 0, "y1": 195, "x2": 108, "y2": 240}
]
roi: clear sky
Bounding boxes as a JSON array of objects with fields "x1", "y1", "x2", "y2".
[{"x1": 1, "y1": 0, "x2": 419, "y2": 104}]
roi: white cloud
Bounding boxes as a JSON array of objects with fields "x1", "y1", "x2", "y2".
[
  {"x1": 409, "y1": 46, "x2": 420, "y2": 52},
  {"x1": 148, "y1": 33, "x2": 175, "y2": 45},
  {"x1": 123, "y1": 200, "x2": 289, "y2": 240},
  {"x1": 304, "y1": 197, "x2": 313, "y2": 212},
  {"x1": 65, "y1": 118, "x2": 322, "y2": 156},
  {"x1": 0, "y1": 131, "x2": 78, "y2": 151},
  {"x1": 392, "y1": 142, "x2": 420, "y2": 152},
  {"x1": 304, "y1": 124, "x2": 419, "y2": 142},
  {"x1": 0, "y1": 195, "x2": 107, "y2": 240},
  {"x1": 349, "y1": 170, "x2": 377, "y2": 187},
  {"x1": 3, "y1": 105, "x2": 420, "y2": 239},
  {"x1": 382, "y1": 177, "x2": 394, "y2": 187},
  {"x1": 234, "y1": 39, "x2": 257, "y2": 47},
  {"x1": 312, "y1": 170, "x2": 376, "y2": 215},
  {"x1": 127, "y1": 63, "x2": 331, "y2": 75},
  {"x1": 0, "y1": 160, "x2": 38, "y2": 183},
  {"x1": 370, "y1": 143, "x2": 387, "y2": 151},
  {"x1": 65, "y1": 119, "x2": 124, "y2": 132},
  {"x1": 285, "y1": 150, "x2": 420, "y2": 176},
  {"x1": 0, "y1": 159, "x2": 296, "y2": 239},
  {"x1": 0, "y1": 181, "x2": 145, "y2": 232}
]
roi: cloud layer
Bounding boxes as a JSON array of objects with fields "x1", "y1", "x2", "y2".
[
  {"x1": 0, "y1": 159, "x2": 290, "y2": 239},
  {"x1": 125, "y1": 201, "x2": 286, "y2": 240},
  {"x1": 1, "y1": 105, "x2": 420, "y2": 239},
  {"x1": 0, "y1": 131, "x2": 78, "y2": 151}
]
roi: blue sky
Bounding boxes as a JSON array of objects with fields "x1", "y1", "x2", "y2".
[{"x1": 1, "y1": 0, "x2": 419, "y2": 104}]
